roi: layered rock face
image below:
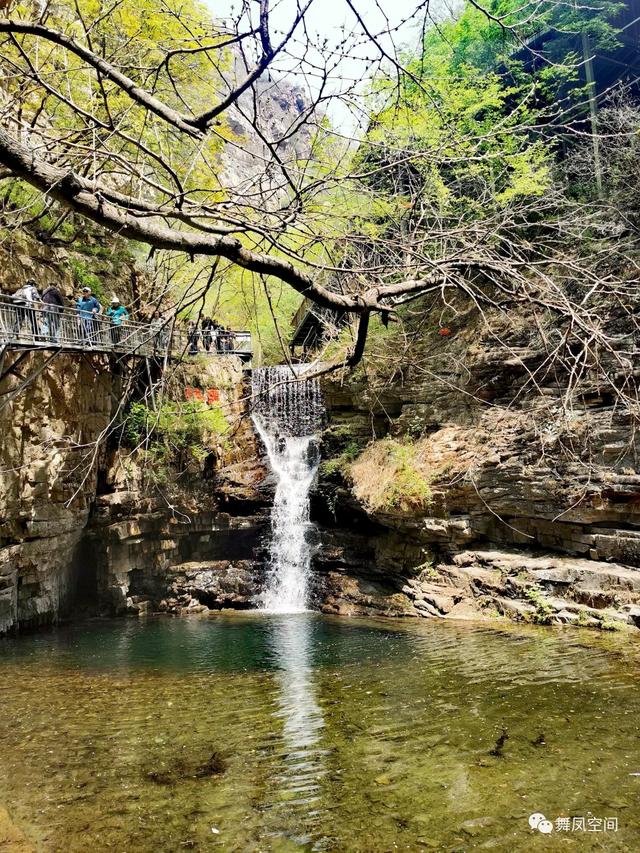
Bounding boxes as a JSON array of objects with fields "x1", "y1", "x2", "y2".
[
  {"x1": 0, "y1": 218, "x2": 141, "y2": 305},
  {"x1": 0, "y1": 352, "x2": 114, "y2": 632},
  {"x1": 0, "y1": 349, "x2": 269, "y2": 634},
  {"x1": 89, "y1": 483, "x2": 269, "y2": 617},
  {"x1": 6, "y1": 268, "x2": 640, "y2": 633},
  {"x1": 312, "y1": 302, "x2": 640, "y2": 630},
  {"x1": 89, "y1": 354, "x2": 270, "y2": 617}
]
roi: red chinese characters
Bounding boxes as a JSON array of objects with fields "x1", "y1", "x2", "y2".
[{"x1": 185, "y1": 386, "x2": 220, "y2": 404}]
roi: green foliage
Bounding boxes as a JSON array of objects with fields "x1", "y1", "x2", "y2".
[
  {"x1": 0, "y1": 180, "x2": 75, "y2": 239},
  {"x1": 1, "y1": 0, "x2": 316, "y2": 359},
  {"x1": 1, "y1": 181, "x2": 45, "y2": 220},
  {"x1": 413, "y1": 558, "x2": 437, "y2": 579},
  {"x1": 348, "y1": 0, "x2": 624, "y2": 294},
  {"x1": 325, "y1": 424, "x2": 359, "y2": 442},
  {"x1": 525, "y1": 587, "x2": 554, "y2": 624},
  {"x1": 2, "y1": 0, "x2": 626, "y2": 364},
  {"x1": 320, "y1": 440, "x2": 363, "y2": 478},
  {"x1": 406, "y1": 416, "x2": 425, "y2": 440},
  {"x1": 124, "y1": 399, "x2": 228, "y2": 480},
  {"x1": 126, "y1": 399, "x2": 228, "y2": 445},
  {"x1": 211, "y1": 264, "x2": 301, "y2": 365},
  {"x1": 7, "y1": 0, "x2": 230, "y2": 198},
  {"x1": 0, "y1": 177, "x2": 136, "y2": 290},
  {"x1": 361, "y1": 64, "x2": 554, "y2": 227},
  {"x1": 422, "y1": 0, "x2": 623, "y2": 73},
  {"x1": 350, "y1": 437, "x2": 434, "y2": 513},
  {"x1": 592, "y1": 612, "x2": 626, "y2": 632},
  {"x1": 161, "y1": 254, "x2": 303, "y2": 366},
  {"x1": 69, "y1": 258, "x2": 106, "y2": 302},
  {"x1": 383, "y1": 442, "x2": 433, "y2": 510}
]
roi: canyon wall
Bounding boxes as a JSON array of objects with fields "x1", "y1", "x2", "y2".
[
  {"x1": 0, "y1": 348, "x2": 269, "y2": 634},
  {"x1": 0, "y1": 351, "x2": 115, "y2": 632},
  {"x1": 312, "y1": 300, "x2": 640, "y2": 631},
  {"x1": 5, "y1": 230, "x2": 640, "y2": 635}
]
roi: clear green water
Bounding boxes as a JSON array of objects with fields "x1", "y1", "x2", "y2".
[{"x1": 1, "y1": 614, "x2": 639, "y2": 851}]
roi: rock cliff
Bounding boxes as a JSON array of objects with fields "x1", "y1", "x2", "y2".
[
  {"x1": 312, "y1": 297, "x2": 640, "y2": 631},
  {"x1": 0, "y1": 351, "x2": 114, "y2": 632},
  {"x1": 0, "y1": 65, "x2": 314, "y2": 634},
  {"x1": 0, "y1": 346, "x2": 269, "y2": 634},
  {"x1": 5, "y1": 203, "x2": 640, "y2": 634}
]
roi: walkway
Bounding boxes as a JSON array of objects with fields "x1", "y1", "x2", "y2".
[{"x1": 0, "y1": 295, "x2": 252, "y2": 361}]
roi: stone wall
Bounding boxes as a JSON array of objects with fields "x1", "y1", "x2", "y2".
[
  {"x1": 0, "y1": 351, "x2": 115, "y2": 632},
  {"x1": 84, "y1": 500, "x2": 268, "y2": 616}
]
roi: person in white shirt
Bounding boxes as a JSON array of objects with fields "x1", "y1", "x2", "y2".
[{"x1": 12, "y1": 279, "x2": 41, "y2": 339}]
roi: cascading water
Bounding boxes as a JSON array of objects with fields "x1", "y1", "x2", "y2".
[{"x1": 252, "y1": 365, "x2": 323, "y2": 612}]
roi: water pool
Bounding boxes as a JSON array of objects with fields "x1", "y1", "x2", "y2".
[{"x1": 0, "y1": 613, "x2": 638, "y2": 851}]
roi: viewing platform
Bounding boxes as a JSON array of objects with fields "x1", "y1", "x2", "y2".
[{"x1": 0, "y1": 295, "x2": 252, "y2": 363}]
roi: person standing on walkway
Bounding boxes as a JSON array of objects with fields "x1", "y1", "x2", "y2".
[
  {"x1": 42, "y1": 284, "x2": 65, "y2": 342},
  {"x1": 76, "y1": 287, "x2": 101, "y2": 346},
  {"x1": 187, "y1": 319, "x2": 200, "y2": 355},
  {"x1": 201, "y1": 316, "x2": 214, "y2": 352},
  {"x1": 210, "y1": 317, "x2": 222, "y2": 353},
  {"x1": 151, "y1": 312, "x2": 173, "y2": 356},
  {"x1": 216, "y1": 324, "x2": 227, "y2": 353},
  {"x1": 106, "y1": 296, "x2": 129, "y2": 347},
  {"x1": 13, "y1": 279, "x2": 41, "y2": 340},
  {"x1": 218, "y1": 325, "x2": 234, "y2": 352}
]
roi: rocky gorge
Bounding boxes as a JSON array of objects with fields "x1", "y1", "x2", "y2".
[
  {"x1": 310, "y1": 297, "x2": 640, "y2": 632},
  {"x1": 4, "y1": 1, "x2": 640, "y2": 848},
  {"x1": 0, "y1": 343, "x2": 273, "y2": 634},
  {"x1": 4, "y1": 238, "x2": 640, "y2": 636},
  {"x1": 5, "y1": 287, "x2": 640, "y2": 635}
]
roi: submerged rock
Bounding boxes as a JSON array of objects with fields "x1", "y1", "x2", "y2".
[
  {"x1": 146, "y1": 750, "x2": 227, "y2": 785},
  {"x1": 0, "y1": 806, "x2": 35, "y2": 852},
  {"x1": 460, "y1": 816, "x2": 496, "y2": 836}
]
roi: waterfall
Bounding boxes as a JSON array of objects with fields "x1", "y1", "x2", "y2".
[{"x1": 252, "y1": 366, "x2": 323, "y2": 612}]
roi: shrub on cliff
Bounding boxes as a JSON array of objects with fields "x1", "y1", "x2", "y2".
[
  {"x1": 124, "y1": 400, "x2": 229, "y2": 483},
  {"x1": 348, "y1": 437, "x2": 433, "y2": 514}
]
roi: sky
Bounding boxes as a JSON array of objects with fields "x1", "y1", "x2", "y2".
[
  {"x1": 207, "y1": 0, "x2": 462, "y2": 130},
  {"x1": 210, "y1": 0, "x2": 433, "y2": 43}
]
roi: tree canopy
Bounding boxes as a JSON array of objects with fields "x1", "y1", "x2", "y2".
[{"x1": 0, "y1": 0, "x2": 637, "y2": 379}]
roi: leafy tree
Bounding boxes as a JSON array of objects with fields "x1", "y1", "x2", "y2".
[
  {"x1": 429, "y1": 0, "x2": 624, "y2": 71},
  {"x1": 0, "y1": 0, "x2": 636, "y2": 388}
]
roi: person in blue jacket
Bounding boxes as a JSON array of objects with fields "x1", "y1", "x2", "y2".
[
  {"x1": 106, "y1": 296, "x2": 129, "y2": 346},
  {"x1": 76, "y1": 287, "x2": 102, "y2": 346}
]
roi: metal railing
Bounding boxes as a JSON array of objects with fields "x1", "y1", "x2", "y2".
[
  {"x1": 185, "y1": 327, "x2": 252, "y2": 357},
  {"x1": 0, "y1": 295, "x2": 252, "y2": 360}
]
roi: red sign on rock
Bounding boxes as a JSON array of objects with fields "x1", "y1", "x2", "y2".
[{"x1": 185, "y1": 386, "x2": 220, "y2": 404}]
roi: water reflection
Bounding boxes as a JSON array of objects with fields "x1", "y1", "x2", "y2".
[{"x1": 266, "y1": 615, "x2": 326, "y2": 843}]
